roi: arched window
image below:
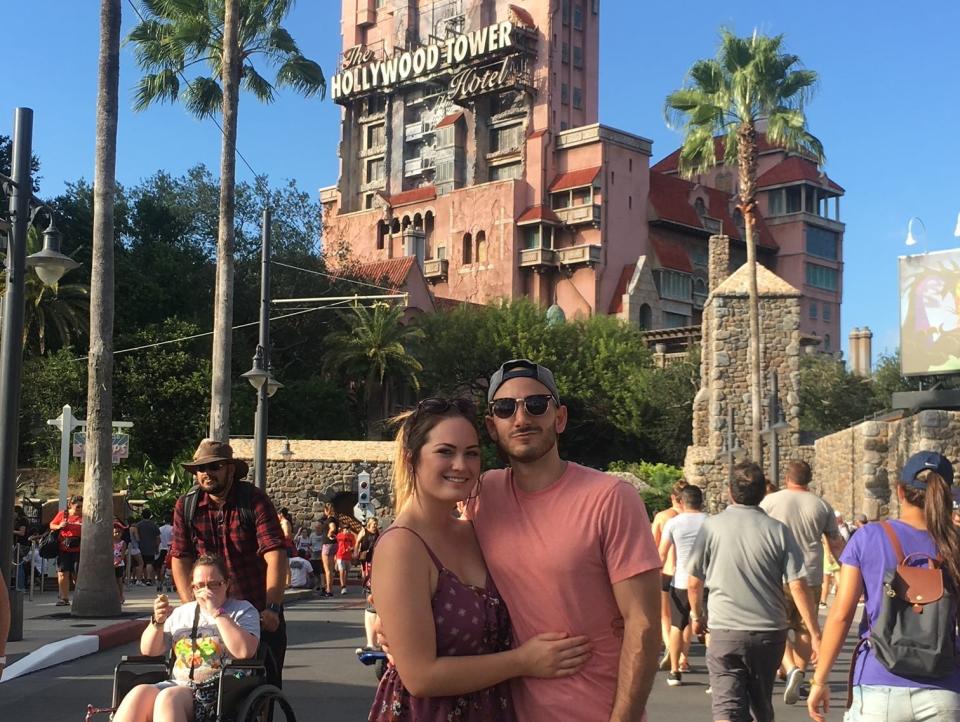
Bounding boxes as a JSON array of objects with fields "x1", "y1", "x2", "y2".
[
  {"x1": 639, "y1": 303, "x2": 652, "y2": 330},
  {"x1": 694, "y1": 197, "x2": 706, "y2": 218},
  {"x1": 694, "y1": 278, "x2": 707, "y2": 295},
  {"x1": 462, "y1": 233, "x2": 473, "y2": 264},
  {"x1": 376, "y1": 221, "x2": 386, "y2": 250},
  {"x1": 476, "y1": 231, "x2": 488, "y2": 264}
]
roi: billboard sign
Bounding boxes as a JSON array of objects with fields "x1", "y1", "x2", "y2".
[
  {"x1": 900, "y1": 249, "x2": 960, "y2": 375},
  {"x1": 72, "y1": 432, "x2": 130, "y2": 464}
]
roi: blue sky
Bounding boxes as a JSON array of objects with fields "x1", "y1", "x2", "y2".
[{"x1": 5, "y1": 1, "x2": 960, "y2": 363}]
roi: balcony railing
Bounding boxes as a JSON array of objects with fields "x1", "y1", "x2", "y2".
[
  {"x1": 404, "y1": 155, "x2": 436, "y2": 177},
  {"x1": 554, "y1": 203, "x2": 601, "y2": 226},
  {"x1": 519, "y1": 248, "x2": 559, "y2": 268},
  {"x1": 423, "y1": 258, "x2": 449, "y2": 281},
  {"x1": 405, "y1": 120, "x2": 432, "y2": 141},
  {"x1": 558, "y1": 244, "x2": 601, "y2": 267}
]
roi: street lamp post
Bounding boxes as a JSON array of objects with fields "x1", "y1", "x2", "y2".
[
  {"x1": 762, "y1": 370, "x2": 790, "y2": 486},
  {"x1": 0, "y1": 108, "x2": 80, "y2": 637},
  {"x1": 241, "y1": 209, "x2": 281, "y2": 490}
]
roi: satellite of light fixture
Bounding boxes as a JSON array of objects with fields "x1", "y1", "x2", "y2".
[
  {"x1": 266, "y1": 374, "x2": 283, "y2": 398},
  {"x1": 905, "y1": 217, "x2": 926, "y2": 247},
  {"x1": 241, "y1": 347, "x2": 269, "y2": 390},
  {"x1": 279, "y1": 439, "x2": 294, "y2": 460},
  {"x1": 26, "y1": 217, "x2": 81, "y2": 287}
]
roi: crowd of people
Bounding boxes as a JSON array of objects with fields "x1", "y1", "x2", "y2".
[{"x1": 4, "y1": 355, "x2": 960, "y2": 722}]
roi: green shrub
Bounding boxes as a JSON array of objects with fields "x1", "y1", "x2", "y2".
[{"x1": 607, "y1": 460, "x2": 684, "y2": 516}]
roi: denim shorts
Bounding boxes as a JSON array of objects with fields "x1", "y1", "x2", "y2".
[{"x1": 846, "y1": 685, "x2": 960, "y2": 722}]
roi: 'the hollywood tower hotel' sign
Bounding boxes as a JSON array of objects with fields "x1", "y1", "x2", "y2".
[{"x1": 321, "y1": 0, "x2": 844, "y2": 349}]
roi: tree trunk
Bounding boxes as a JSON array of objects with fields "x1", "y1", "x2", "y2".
[
  {"x1": 74, "y1": 0, "x2": 121, "y2": 617},
  {"x1": 209, "y1": 0, "x2": 241, "y2": 440},
  {"x1": 737, "y1": 121, "x2": 764, "y2": 469}
]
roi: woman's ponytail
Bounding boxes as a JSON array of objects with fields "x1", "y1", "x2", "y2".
[{"x1": 915, "y1": 470, "x2": 960, "y2": 588}]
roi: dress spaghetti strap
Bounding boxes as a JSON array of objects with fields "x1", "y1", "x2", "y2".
[{"x1": 378, "y1": 526, "x2": 444, "y2": 571}]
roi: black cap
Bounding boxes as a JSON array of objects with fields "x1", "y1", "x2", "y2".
[{"x1": 487, "y1": 359, "x2": 560, "y2": 403}]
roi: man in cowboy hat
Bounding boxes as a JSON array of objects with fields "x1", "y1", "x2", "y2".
[{"x1": 170, "y1": 439, "x2": 288, "y2": 684}]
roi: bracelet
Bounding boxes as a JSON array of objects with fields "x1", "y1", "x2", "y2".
[
  {"x1": 150, "y1": 614, "x2": 164, "y2": 627},
  {"x1": 810, "y1": 680, "x2": 827, "y2": 687},
  {"x1": 212, "y1": 606, "x2": 227, "y2": 619}
]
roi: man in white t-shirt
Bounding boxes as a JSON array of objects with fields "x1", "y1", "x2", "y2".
[
  {"x1": 156, "y1": 518, "x2": 174, "y2": 593},
  {"x1": 288, "y1": 553, "x2": 314, "y2": 589},
  {"x1": 658, "y1": 484, "x2": 707, "y2": 686}
]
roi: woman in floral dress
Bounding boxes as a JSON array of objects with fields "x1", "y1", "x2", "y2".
[{"x1": 369, "y1": 398, "x2": 591, "y2": 722}]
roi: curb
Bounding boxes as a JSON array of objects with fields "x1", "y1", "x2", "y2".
[{"x1": 1, "y1": 617, "x2": 148, "y2": 684}]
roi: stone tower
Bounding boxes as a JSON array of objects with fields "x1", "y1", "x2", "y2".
[{"x1": 685, "y1": 257, "x2": 803, "y2": 511}]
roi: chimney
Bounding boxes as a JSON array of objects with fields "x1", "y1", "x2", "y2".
[
  {"x1": 861, "y1": 327, "x2": 873, "y2": 376},
  {"x1": 708, "y1": 235, "x2": 731, "y2": 293},
  {"x1": 848, "y1": 328, "x2": 861, "y2": 374}
]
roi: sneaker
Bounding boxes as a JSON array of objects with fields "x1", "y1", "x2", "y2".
[
  {"x1": 666, "y1": 672, "x2": 682, "y2": 687},
  {"x1": 55, "y1": 598, "x2": 69, "y2": 606},
  {"x1": 658, "y1": 651, "x2": 671, "y2": 671},
  {"x1": 784, "y1": 667, "x2": 805, "y2": 705},
  {"x1": 340, "y1": 587, "x2": 348, "y2": 595}
]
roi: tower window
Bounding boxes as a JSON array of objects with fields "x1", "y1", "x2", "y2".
[
  {"x1": 573, "y1": 46, "x2": 584, "y2": 68},
  {"x1": 573, "y1": 87, "x2": 583, "y2": 109},
  {"x1": 573, "y1": 3, "x2": 584, "y2": 30}
]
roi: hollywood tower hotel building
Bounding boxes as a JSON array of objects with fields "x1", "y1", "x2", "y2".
[{"x1": 321, "y1": 0, "x2": 845, "y2": 350}]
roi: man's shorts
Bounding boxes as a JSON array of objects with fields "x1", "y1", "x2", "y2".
[
  {"x1": 661, "y1": 573, "x2": 673, "y2": 593},
  {"x1": 335, "y1": 558, "x2": 351, "y2": 572},
  {"x1": 783, "y1": 583, "x2": 821, "y2": 633},
  {"x1": 706, "y1": 629, "x2": 787, "y2": 722},
  {"x1": 57, "y1": 550, "x2": 80, "y2": 574},
  {"x1": 669, "y1": 586, "x2": 692, "y2": 630},
  {"x1": 141, "y1": 553, "x2": 156, "y2": 566},
  {"x1": 156, "y1": 549, "x2": 168, "y2": 569}
]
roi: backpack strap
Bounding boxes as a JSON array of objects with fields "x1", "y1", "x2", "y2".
[
  {"x1": 181, "y1": 482, "x2": 256, "y2": 535},
  {"x1": 846, "y1": 637, "x2": 870, "y2": 709},
  {"x1": 879, "y1": 521, "x2": 906, "y2": 564}
]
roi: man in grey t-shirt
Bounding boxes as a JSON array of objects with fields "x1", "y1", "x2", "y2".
[
  {"x1": 759, "y1": 460, "x2": 845, "y2": 704},
  {"x1": 687, "y1": 462, "x2": 821, "y2": 722}
]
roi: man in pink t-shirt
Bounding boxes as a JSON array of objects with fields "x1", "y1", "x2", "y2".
[{"x1": 466, "y1": 359, "x2": 662, "y2": 722}]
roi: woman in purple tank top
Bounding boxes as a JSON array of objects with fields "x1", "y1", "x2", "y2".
[{"x1": 368, "y1": 398, "x2": 591, "y2": 722}]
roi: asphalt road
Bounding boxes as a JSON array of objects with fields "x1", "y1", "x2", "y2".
[{"x1": 0, "y1": 594, "x2": 855, "y2": 721}]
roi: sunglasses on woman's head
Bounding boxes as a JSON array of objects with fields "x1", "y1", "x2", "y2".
[
  {"x1": 414, "y1": 397, "x2": 477, "y2": 419},
  {"x1": 488, "y1": 394, "x2": 554, "y2": 419}
]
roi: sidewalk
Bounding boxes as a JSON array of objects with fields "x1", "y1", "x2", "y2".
[{"x1": 1, "y1": 580, "x2": 318, "y2": 682}]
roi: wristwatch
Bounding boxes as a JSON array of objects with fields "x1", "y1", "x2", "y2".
[{"x1": 265, "y1": 603, "x2": 283, "y2": 615}]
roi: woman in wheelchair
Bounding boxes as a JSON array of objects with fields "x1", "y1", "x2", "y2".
[{"x1": 113, "y1": 554, "x2": 260, "y2": 722}]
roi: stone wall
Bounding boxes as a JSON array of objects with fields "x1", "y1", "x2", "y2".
[
  {"x1": 229, "y1": 438, "x2": 395, "y2": 528},
  {"x1": 685, "y1": 257, "x2": 803, "y2": 508},
  {"x1": 813, "y1": 410, "x2": 960, "y2": 521}
]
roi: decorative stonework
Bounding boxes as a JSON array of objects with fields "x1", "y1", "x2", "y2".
[{"x1": 684, "y1": 240, "x2": 806, "y2": 511}]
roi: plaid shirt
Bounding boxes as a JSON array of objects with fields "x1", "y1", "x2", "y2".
[{"x1": 170, "y1": 481, "x2": 285, "y2": 611}]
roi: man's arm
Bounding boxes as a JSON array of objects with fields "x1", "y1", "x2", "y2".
[
  {"x1": 609, "y1": 569, "x2": 661, "y2": 722},
  {"x1": 169, "y1": 498, "x2": 195, "y2": 603},
  {"x1": 788, "y1": 579, "x2": 821, "y2": 659},
  {"x1": 686, "y1": 575, "x2": 706, "y2": 634}
]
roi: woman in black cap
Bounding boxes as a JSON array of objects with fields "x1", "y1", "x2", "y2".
[{"x1": 808, "y1": 451, "x2": 960, "y2": 721}]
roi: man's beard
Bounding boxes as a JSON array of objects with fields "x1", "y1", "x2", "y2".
[
  {"x1": 498, "y1": 427, "x2": 558, "y2": 464},
  {"x1": 200, "y1": 476, "x2": 231, "y2": 496}
]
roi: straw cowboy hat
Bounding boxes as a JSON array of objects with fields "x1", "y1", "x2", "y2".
[{"x1": 181, "y1": 439, "x2": 250, "y2": 481}]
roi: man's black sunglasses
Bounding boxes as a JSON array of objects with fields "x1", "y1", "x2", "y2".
[
  {"x1": 488, "y1": 394, "x2": 554, "y2": 419},
  {"x1": 414, "y1": 397, "x2": 477, "y2": 419},
  {"x1": 195, "y1": 461, "x2": 225, "y2": 473}
]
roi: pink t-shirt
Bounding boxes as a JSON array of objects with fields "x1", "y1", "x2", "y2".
[{"x1": 466, "y1": 462, "x2": 660, "y2": 722}]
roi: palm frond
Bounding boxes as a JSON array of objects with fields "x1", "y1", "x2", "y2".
[
  {"x1": 134, "y1": 69, "x2": 181, "y2": 110},
  {"x1": 242, "y1": 63, "x2": 276, "y2": 102},
  {"x1": 266, "y1": 26, "x2": 299, "y2": 56},
  {"x1": 182, "y1": 76, "x2": 223, "y2": 118},
  {"x1": 275, "y1": 55, "x2": 326, "y2": 98}
]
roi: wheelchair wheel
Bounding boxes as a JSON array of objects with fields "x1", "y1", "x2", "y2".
[{"x1": 234, "y1": 684, "x2": 296, "y2": 722}]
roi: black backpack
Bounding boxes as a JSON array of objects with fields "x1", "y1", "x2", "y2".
[
  {"x1": 851, "y1": 520, "x2": 958, "y2": 696},
  {"x1": 181, "y1": 480, "x2": 257, "y2": 534}
]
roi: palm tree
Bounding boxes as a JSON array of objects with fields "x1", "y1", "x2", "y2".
[
  {"x1": 324, "y1": 303, "x2": 425, "y2": 439},
  {"x1": 1, "y1": 227, "x2": 89, "y2": 355},
  {"x1": 73, "y1": 0, "x2": 122, "y2": 618},
  {"x1": 129, "y1": 0, "x2": 326, "y2": 439},
  {"x1": 665, "y1": 28, "x2": 823, "y2": 465}
]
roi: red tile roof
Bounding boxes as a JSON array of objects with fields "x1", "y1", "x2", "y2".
[
  {"x1": 650, "y1": 236, "x2": 693, "y2": 273},
  {"x1": 435, "y1": 112, "x2": 464, "y2": 129},
  {"x1": 390, "y1": 185, "x2": 436, "y2": 207},
  {"x1": 608, "y1": 263, "x2": 636, "y2": 314},
  {"x1": 652, "y1": 134, "x2": 784, "y2": 173},
  {"x1": 353, "y1": 257, "x2": 416, "y2": 291},
  {"x1": 648, "y1": 171, "x2": 778, "y2": 250},
  {"x1": 516, "y1": 205, "x2": 562, "y2": 225},
  {"x1": 548, "y1": 166, "x2": 601, "y2": 193},
  {"x1": 756, "y1": 155, "x2": 844, "y2": 193},
  {"x1": 509, "y1": 4, "x2": 536, "y2": 27}
]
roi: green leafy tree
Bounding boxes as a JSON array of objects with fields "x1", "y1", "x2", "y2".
[
  {"x1": 129, "y1": 0, "x2": 326, "y2": 439},
  {"x1": 798, "y1": 354, "x2": 878, "y2": 433},
  {"x1": 0, "y1": 134, "x2": 41, "y2": 193},
  {"x1": 324, "y1": 303, "x2": 425, "y2": 438},
  {"x1": 19, "y1": 349, "x2": 87, "y2": 467},
  {"x1": 666, "y1": 28, "x2": 823, "y2": 464}
]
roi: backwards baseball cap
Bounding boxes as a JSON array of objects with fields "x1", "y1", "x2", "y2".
[
  {"x1": 900, "y1": 451, "x2": 954, "y2": 489},
  {"x1": 487, "y1": 358, "x2": 560, "y2": 403}
]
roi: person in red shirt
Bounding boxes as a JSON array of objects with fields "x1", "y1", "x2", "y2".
[
  {"x1": 50, "y1": 495, "x2": 83, "y2": 606},
  {"x1": 335, "y1": 525, "x2": 356, "y2": 595}
]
